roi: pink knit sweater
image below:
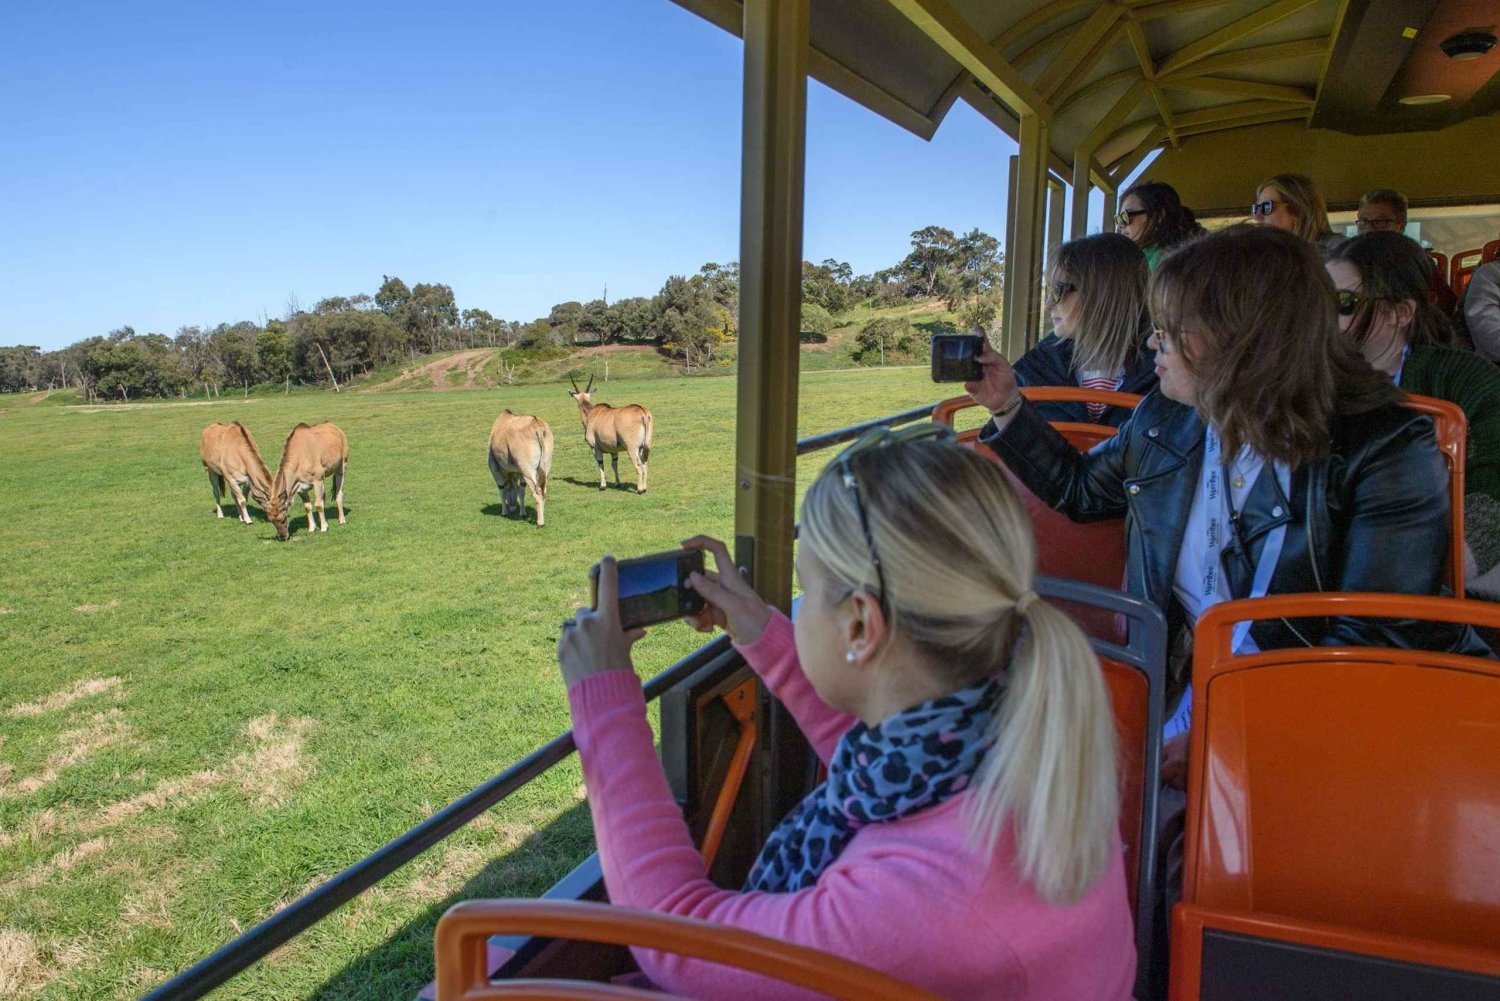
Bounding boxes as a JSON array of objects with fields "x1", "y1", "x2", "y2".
[{"x1": 568, "y1": 611, "x2": 1137, "y2": 1000}]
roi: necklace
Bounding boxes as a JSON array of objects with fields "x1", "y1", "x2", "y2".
[{"x1": 1227, "y1": 448, "x2": 1255, "y2": 490}]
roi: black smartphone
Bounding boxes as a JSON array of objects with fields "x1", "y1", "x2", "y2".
[
  {"x1": 591, "y1": 549, "x2": 707, "y2": 630},
  {"x1": 930, "y1": 333, "x2": 985, "y2": 382}
]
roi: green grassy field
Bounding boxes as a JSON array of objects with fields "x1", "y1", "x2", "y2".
[{"x1": 0, "y1": 366, "x2": 950, "y2": 1000}]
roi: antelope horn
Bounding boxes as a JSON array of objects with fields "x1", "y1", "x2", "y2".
[
  {"x1": 569, "y1": 373, "x2": 580, "y2": 394},
  {"x1": 585, "y1": 374, "x2": 595, "y2": 394}
]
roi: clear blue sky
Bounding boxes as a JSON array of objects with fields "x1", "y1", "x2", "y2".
[{"x1": 1, "y1": 0, "x2": 1114, "y2": 351}]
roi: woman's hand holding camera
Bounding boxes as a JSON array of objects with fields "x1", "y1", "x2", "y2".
[
  {"x1": 558, "y1": 556, "x2": 646, "y2": 688},
  {"x1": 964, "y1": 337, "x2": 1022, "y2": 416},
  {"x1": 681, "y1": 535, "x2": 772, "y2": 646}
]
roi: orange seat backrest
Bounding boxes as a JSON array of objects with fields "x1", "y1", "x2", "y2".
[
  {"x1": 1183, "y1": 594, "x2": 1500, "y2": 954},
  {"x1": 931, "y1": 391, "x2": 1139, "y2": 627},
  {"x1": 1483, "y1": 238, "x2": 1500, "y2": 266},
  {"x1": 1101, "y1": 656, "x2": 1148, "y2": 914},
  {"x1": 1402, "y1": 394, "x2": 1466, "y2": 596}
]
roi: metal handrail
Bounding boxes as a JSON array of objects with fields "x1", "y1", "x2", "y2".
[{"x1": 141, "y1": 408, "x2": 933, "y2": 1001}]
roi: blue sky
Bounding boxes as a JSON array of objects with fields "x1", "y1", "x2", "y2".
[{"x1": 2, "y1": 0, "x2": 1110, "y2": 351}]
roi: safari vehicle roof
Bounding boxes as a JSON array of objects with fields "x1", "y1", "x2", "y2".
[{"x1": 671, "y1": 0, "x2": 1500, "y2": 212}]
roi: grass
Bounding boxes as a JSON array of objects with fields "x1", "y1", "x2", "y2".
[{"x1": 0, "y1": 365, "x2": 946, "y2": 1000}]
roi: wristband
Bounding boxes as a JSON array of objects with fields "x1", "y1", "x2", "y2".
[{"x1": 991, "y1": 394, "x2": 1023, "y2": 419}]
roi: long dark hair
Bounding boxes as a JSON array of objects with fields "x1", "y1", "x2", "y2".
[
  {"x1": 1121, "y1": 181, "x2": 1203, "y2": 251},
  {"x1": 1328, "y1": 232, "x2": 1453, "y2": 349},
  {"x1": 1150, "y1": 225, "x2": 1399, "y2": 466}
]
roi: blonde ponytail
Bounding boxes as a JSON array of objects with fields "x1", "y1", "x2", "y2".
[
  {"x1": 802, "y1": 436, "x2": 1119, "y2": 906},
  {"x1": 967, "y1": 597, "x2": 1117, "y2": 904}
]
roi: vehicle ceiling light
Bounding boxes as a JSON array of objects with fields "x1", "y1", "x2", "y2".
[
  {"x1": 1398, "y1": 93, "x2": 1454, "y2": 105},
  {"x1": 1440, "y1": 30, "x2": 1497, "y2": 61}
]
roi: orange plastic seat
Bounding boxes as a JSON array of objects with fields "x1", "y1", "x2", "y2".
[
  {"x1": 434, "y1": 899, "x2": 940, "y2": 1001},
  {"x1": 1035, "y1": 575, "x2": 1166, "y2": 999},
  {"x1": 932, "y1": 389, "x2": 1141, "y2": 619},
  {"x1": 1403, "y1": 394, "x2": 1466, "y2": 596},
  {"x1": 1170, "y1": 594, "x2": 1500, "y2": 1000}
]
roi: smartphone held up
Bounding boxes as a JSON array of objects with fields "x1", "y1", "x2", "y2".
[
  {"x1": 591, "y1": 549, "x2": 706, "y2": 630},
  {"x1": 930, "y1": 333, "x2": 985, "y2": 382}
]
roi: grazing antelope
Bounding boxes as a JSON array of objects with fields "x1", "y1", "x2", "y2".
[
  {"x1": 487, "y1": 410, "x2": 553, "y2": 527},
  {"x1": 272, "y1": 422, "x2": 348, "y2": 540},
  {"x1": 568, "y1": 374, "x2": 653, "y2": 493},
  {"x1": 200, "y1": 422, "x2": 282, "y2": 527}
]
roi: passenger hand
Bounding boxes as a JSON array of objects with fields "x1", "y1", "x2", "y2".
[
  {"x1": 964, "y1": 338, "x2": 1021, "y2": 415},
  {"x1": 1161, "y1": 731, "x2": 1190, "y2": 791},
  {"x1": 558, "y1": 556, "x2": 646, "y2": 687},
  {"x1": 681, "y1": 535, "x2": 772, "y2": 646}
]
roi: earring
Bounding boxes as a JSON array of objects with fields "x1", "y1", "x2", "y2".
[{"x1": 845, "y1": 650, "x2": 856, "y2": 663}]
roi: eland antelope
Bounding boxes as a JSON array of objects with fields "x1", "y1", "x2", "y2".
[
  {"x1": 488, "y1": 410, "x2": 553, "y2": 527},
  {"x1": 272, "y1": 422, "x2": 348, "y2": 540},
  {"x1": 200, "y1": 422, "x2": 282, "y2": 527},
  {"x1": 568, "y1": 375, "x2": 652, "y2": 493}
]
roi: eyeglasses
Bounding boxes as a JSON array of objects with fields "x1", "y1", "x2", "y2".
[
  {"x1": 1151, "y1": 327, "x2": 1175, "y2": 354},
  {"x1": 834, "y1": 423, "x2": 955, "y2": 615},
  {"x1": 1114, "y1": 208, "x2": 1148, "y2": 228},
  {"x1": 1044, "y1": 282, "x2": 1077, "y2": 307},
  {"x1": 1356, "y1": 216, "x2": 1403, "y2": 231},
  {"x1": 1336, "y1": 289, "x2": 1376, "y2": 316},
  {"x1": 1249, "y1": 199, "x2": 1281, "y2": 217}
]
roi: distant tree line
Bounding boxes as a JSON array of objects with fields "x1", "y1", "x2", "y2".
[{"x1": 0, "y1": 225, "x2": 1002, "y2": 399}]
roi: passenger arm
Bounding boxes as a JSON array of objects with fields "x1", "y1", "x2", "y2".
[{"x1": 979, "y1": 400, "x2": 1132, "y2": 523}]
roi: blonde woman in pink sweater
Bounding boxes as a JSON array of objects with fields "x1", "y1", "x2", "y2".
[{"x1": 558, "y1": 426, "x2": 1136, "y2": 1000}]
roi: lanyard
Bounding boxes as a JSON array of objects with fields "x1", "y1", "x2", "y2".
[{"x1": 1164, "y1": 428, "x2": 1290, "y2": 739}]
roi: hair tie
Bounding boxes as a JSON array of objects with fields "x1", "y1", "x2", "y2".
[{"x1": 1015, "y1": 590, "x2": 1039, "y2": 615}]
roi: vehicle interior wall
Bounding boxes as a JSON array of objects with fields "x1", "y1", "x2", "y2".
[{"x1": 1139, "y1": 115, "x2": 1500, "y2": 215}]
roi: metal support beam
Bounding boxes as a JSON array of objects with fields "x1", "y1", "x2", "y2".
[
  {"x1": 1102, "y1": 189, "x2": 1119, "y2": 234},
  {"x1": 1002, "y1": 114, "x2": 1050, "y2": 356},
  {"x1": 1157, "y1": 0, "x2": 1319, "y2": 78},
  {"x1": 1047, "y1": 177, "x2": 1066, "y2": 267},
  {"x1": 888, "y1": 0, "x2": 1051, "y2": 117},
  {"x1": 1070, "y1": 149, "x2": 1092, "y2": 238},
  {"x1": 1034, "y1": 4, "x2": 1121, "y2": 102},
  {"x1": 735, "y1": 0, "x2": 805, "y2": 613}
]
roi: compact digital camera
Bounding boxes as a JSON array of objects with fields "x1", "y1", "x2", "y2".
[
  {"x1": 591, "y1": 549, "x2": 707, "y2": 630},
  {"x1": 930, "y1": 333, "x2": 985, "y2": 382}
]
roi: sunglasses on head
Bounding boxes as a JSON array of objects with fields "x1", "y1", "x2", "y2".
[
  {"x1": 1249, "y1": 199, "x2": 1280, "y2": 217},
  {"x1": 834, "y1": 422, "x2": 956, "y2": 616},
  {"x1": 1114, "y1": 208, "x2": 1148, "y2": 227},
  {"x1": 1044, "y1": 282, "x2": 1077, "y2": 307}
]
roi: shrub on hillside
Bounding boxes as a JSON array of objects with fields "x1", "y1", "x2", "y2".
[
  {"x1": 800, "y1": 303, "x2": 836, "y2": 337},
  {"x1": 853, "y1": 316, "x2": 923, "y2": 365}
]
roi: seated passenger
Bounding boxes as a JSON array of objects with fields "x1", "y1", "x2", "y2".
[
  {"x1": 557, "y1": 429, "x2": 1136, "y2": 1001},
  {"x1": 968, "y1": 224, "x2": 1487, "y2": 708},
  {"x1": 1116, "y1": 180, "x2": 1205, "y2": 270},
  {"x1": 1251, "y1": 173, "x2": 1343, "y2": 254},
  {"x1": 1011, "y1": 233, "x2": 1156, "y2": 426},
  {"x1": 1355, "y1": 188, "x2": 1409, "y2": 234},
  {"x1": 1328, "y1": 232, "x2": 1500, "y2": 598},
  {"x1": 1457, "y1": 258, "x2": 1500, "y2": 363}
]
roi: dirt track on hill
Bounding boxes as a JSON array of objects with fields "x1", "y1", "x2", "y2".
[{"x1": 366, "y1": 349, "x2": 495, "y2": 391}]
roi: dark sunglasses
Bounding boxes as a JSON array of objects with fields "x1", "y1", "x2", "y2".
[
  {"x1": 833, "y1": 422, "x2": 956, "y2": 616},
  {"x1": 1336, "y1": 289, "x2": 1376, "y2": 316},
  {"x1": 1249, "y1": 199, "x2": 1280, "y2": 217},
  {"x1": 1044, "y1": 282, "x2": 1077, "y2": 307},
  {"x1": 1114, "y1": 208, "x2": 1148, "y2": 227}
]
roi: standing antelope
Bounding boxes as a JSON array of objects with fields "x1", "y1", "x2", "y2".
[
  {"x1": 568, "y1": 374, "x2": 653, "y2": 493},
  {"x1": 200, "y1": 422, "x2": 283, "y2": 527},
  {"x1": 272, "y1": 422, "x2": 349, "y2": 540},
  {"x1": 488, "y1": 410, "x2": 553, "y2": 527}
]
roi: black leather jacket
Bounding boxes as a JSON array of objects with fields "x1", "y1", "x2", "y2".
[
  {"x1": 982, "y1": 390, "x2": 1491, "y2": 672},
  {"x1": 1012, "y1": 334, "x2": 1159, "y2": 427}
]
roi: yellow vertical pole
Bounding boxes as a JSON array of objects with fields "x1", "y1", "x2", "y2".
[
  {"x1": 735, "y1": 0, "x2": 806, "y2": 613},
  {"x1": 1069, "y1": 149, "x2": 1093, "y2": 238},
  {"x1": 1102, "y1": 188, "x2": 1118, "y2": 233},
  {"x1": 1001, "y1": 113, "x2": 1049, "y2": 357},
  {"x1": 737, "y1": 0, "x2": 811, "y2": 843},
  {"x1": 1046, "y1": 176, "x2": 1065, "y2": 270}
]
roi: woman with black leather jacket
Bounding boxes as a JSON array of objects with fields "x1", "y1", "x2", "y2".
[
  {"x1": 967, "y1": 224, "x2": 1490, "y2": 711},
  {"x1": 1011, "y1": 233, "x2": 1157, "y2": 427}
]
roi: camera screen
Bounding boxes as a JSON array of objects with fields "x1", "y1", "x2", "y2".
[
  {"x1": 941, "y1": 338, "x2": 977, "y2": 360},
  {"x1": 618, "y1": 557, "x2": 679, "y2": 623}
]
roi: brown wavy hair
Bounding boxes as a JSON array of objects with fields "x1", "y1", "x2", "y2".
[
  {"x1": 1047, "y1": 233, "x2": 1151, "y2": 376},
  {"x1": 1121, "y1": 181, "x2": 1204, "y2": 252},
  {"x1": 1150, "y1": 225, "x2": 1399, "y2": 466}
]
